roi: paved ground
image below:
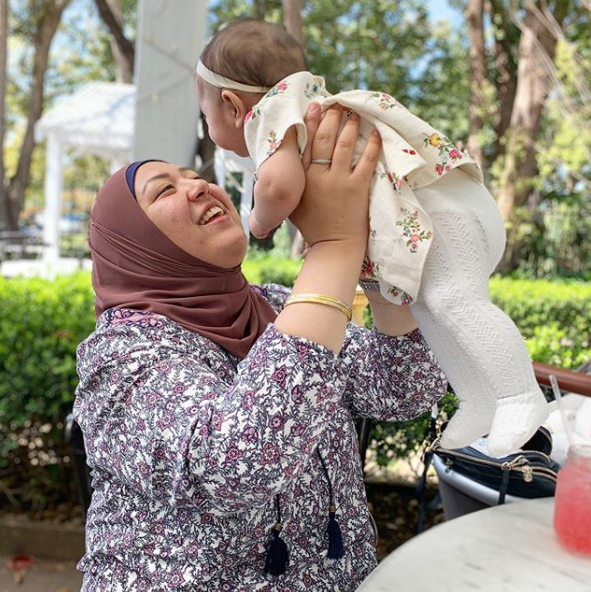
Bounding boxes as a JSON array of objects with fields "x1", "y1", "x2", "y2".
[{"x1": 0, "y1": 556, "x2": 82, "y2": 592}]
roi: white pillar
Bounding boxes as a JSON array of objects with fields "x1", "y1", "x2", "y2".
[
  {"x1": 133, "y1": 0, "x2": 208, "y2": 167},
  {"x1": 43, "y1": 133, "x2": 63, "y2": 262}
]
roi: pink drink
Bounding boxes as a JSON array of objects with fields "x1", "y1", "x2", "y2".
[{"x1": 553, "y1": 444, "x2": 591, "y2": 555}]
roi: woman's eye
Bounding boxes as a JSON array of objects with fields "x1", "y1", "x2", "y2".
[{"x1": 157, "y1": 184, "x2": 174, "y2": 197}]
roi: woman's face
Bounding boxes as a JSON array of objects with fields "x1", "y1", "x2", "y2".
[{"x1": 135, "y1": 162, "x2": 248, "y2": 268}]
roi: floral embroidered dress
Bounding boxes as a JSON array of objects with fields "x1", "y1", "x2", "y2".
[
  {"x1": 73, "y1": 284, "x2": 446, "y2": 591},
  {"x1": 244, "y1": 72, "x2": 483, "y2": 305}
]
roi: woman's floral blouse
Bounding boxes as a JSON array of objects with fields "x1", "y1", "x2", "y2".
[
  {"x1": 244, "y1": 72, "x2": 483, "y2": 306},
  {"x1": 74, "y1": 284, "x2": 446, "y2": 591}
]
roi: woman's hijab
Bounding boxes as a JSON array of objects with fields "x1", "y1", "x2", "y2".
[{"x1": 89, "y1": 165, "x2": 277, "y2": 359}]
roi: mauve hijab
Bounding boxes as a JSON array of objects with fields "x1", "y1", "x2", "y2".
[{"x1": 89, "y1": 164, "x2": 277, "y2": 359}]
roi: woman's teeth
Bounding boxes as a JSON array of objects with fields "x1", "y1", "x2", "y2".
[{"x1": 199, "y1": 206, "x2": 224, "y2": 225}]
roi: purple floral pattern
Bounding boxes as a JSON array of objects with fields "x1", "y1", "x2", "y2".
[{"x1": 73, "y1": 285, "x2": 445, "y2": 591}]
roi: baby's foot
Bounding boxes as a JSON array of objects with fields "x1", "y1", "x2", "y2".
[
  {"x1": 486, "y1": 391, "x2": 549, "y2": 457},
  {"x1": 439, "y1": 396, "x2": 496, "y2": 450}
]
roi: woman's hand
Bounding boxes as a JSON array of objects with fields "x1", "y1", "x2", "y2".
[
  {"x1": 275, "y1": 104, "x2": 381, "y2": 354},
  {"x1": 290, "y1": 104, "x2": 381, "y2": 249}
]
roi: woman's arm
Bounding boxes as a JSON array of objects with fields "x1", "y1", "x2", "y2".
[
  {"x1": 250, "y1": 127, "x2": 305, "y2": 239},
  {"x1": 274, "y1": 107, "x2": 381, "y2": 354},
  {"x1": 338, "y1": 290, "x2": 444, "y2": 419},
  {"x1": 74, "y1": 318, "x2": 347, "y2": 515},
  {"x1": 339, "y1": 323, "x2": 446, "y2": 420}
]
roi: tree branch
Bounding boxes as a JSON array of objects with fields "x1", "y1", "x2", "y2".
[{"x1": 93, "y1": 0, "x2": 134, "y2": 81}]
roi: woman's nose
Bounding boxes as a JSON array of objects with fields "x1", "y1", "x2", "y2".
[{"x1": 186, "y1": 178, "x2": 210, "y2": 201}]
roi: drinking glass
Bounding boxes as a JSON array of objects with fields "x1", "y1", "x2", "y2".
[{"x1": 553, "y1": 444, "x2": 591, "y2": 555}]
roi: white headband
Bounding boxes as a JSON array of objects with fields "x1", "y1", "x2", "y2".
[{"x1": 196, "y1": 61, "x2": 272, "y2": 94}]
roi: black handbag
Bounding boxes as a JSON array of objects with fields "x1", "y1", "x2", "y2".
[{"x1": 429, "y1": 426, "x2": 560, "y2": 505}]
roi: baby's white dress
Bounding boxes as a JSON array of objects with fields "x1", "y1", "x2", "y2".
[{"x1": 245, "y1": 72, "x2": 548, "y2": 455}]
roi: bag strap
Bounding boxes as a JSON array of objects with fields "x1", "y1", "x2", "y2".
[
  {"x1": 498, "y1": 464, "x2": 511, "y2": 505},
  {"x1": 416, "y1": 404, "x2": 439, "y2": 534}
]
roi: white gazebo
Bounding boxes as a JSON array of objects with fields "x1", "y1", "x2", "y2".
[
  {"x1": 34, "y1": 81, "x2": 135, "y2": 260},
  {"x1": 31, "y1": 0, "x2": 257, "y2": 268}
]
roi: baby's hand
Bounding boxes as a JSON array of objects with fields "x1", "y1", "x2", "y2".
[{"x1": 248, "y1": 209, "x2": 272, "y2": 239}]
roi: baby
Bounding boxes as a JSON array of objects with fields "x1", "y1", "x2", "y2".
[{"x1": 195, "y1": 18, "x2": 548, "y2": 457}]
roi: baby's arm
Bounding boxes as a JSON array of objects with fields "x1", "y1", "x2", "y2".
[{"x1": 250, "y1": 126, "x2": 305, "y2": 239}]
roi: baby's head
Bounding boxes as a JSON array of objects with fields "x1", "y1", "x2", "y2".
[{"x1": 196, "y1": 19, "x2": 306, "y2": 157}]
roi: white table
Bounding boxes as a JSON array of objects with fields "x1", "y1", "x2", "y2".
[{"x1": 357, "y1": 498, "x2": 591, "y2": 592}]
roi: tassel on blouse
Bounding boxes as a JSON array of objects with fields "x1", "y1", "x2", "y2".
[
  {"x1": 264, "y1": 494, "x2": 289, "y2": 576},
  {"x1": 316, "y1": 448, "x2": 346, "y2": 560},
  {"x1": 326, "y1": 504, "x2": 345, "y2": 559}
]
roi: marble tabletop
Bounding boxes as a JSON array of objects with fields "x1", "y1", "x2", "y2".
[{"x1": 356, "y1": 498, "x2": 591, "y2": 592}]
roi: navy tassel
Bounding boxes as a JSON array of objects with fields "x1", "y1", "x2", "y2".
[
  {"x1": 317, "y1": 448, "x2": 346, "y2": 560},
  {"x1": 264, "y1": 523, "x2": 289, "y2": 576},
  {"x1": 264, "y1": 495, "x2": 289, "y2": 576},
  {"x1": 326, "y1": 505, "x2": 345, "y2": 559}
]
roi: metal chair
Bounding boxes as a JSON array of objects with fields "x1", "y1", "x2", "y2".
[{"x1": 64, "y1": 413, "x2": 93, "y2": 515}]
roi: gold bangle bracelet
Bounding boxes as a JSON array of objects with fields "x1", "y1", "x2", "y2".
[{"x1": 284, "y1": 293, "x2": 353, "y2": 322}]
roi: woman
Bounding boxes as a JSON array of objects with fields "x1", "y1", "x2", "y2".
[{"x1": 74, "y1": 105, "x2": 446, "y2": 591}]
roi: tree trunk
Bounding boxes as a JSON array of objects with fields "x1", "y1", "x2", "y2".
[
  {"x1": 253, "y1": 0, "x2": 267, "y2": 20},
  {"x1": 0, "y1": 0, "x2": 8, "y2": 229},
  {"x1": 282, "y1": 0, "x2": 305, "y2": 49},
  {"x1": 488, "y1": 0, "x2": 518, "y2": 161},
  {"x1": 496, "y1": 0, "x2": 570, "y2": 222},
  {"x1": 4, "y1": 0, "x2": 71, "y2": 230},
  {"x1": 94, "y1": 0, "x2": 134, "y2": 83},
  {"x1": 466, "y1": 0, "x2": 487, "y2": 175}
]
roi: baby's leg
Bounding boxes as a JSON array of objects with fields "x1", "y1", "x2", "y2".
[{"x1": 412, "y1": 170, "x2": 547, "y2": 454}]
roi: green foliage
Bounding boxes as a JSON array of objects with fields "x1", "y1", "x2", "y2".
[
  {"x1": 242, "y1": 249, "x2": 302, "y2": 286},
  {"x1": 0, "y1": 272, "x2": 95, "y2": 509},
  {"x1": 489, "y1": 276, "x2": 591, "y2": 368},
  {"x1": 506, "y1": 200, "x2": 591, "y2": 280},
  {"x1": 209, "y1": 0, "x2": 471, "y2": 139},
  {"x1": 0, "y1": 273, "x2": 95, "y2": 428}
]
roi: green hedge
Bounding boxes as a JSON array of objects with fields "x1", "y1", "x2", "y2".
[
  {"x1": 489, "y1": 276, "x2": 591, "y2": 369},
  {"x1": 1, "y1": 264, "x2": 590, "y2": 507},
  {"x1": 0, "y1": 272, "x2": 95, "y2": 510}
]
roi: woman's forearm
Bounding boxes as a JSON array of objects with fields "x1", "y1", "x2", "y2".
[{"x1": 274, "y1": 240, "x2": 365, "y2": 354}]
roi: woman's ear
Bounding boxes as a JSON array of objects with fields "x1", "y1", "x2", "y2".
[{"x1": 221, "y1": 90, "x2": 247, "y2": 129}]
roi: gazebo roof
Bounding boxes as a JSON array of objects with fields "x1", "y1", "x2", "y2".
[{"x1": 35, "y1": 81, "x2": 135, "y2": 157}]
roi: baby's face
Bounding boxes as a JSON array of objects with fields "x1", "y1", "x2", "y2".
[{"x1": 196, "y1": 76, "x2": 249, "y2": 157}]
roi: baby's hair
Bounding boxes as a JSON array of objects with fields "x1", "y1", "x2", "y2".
[{"x1": 200, "y1": 19, "x2": 307, "y2": 92}]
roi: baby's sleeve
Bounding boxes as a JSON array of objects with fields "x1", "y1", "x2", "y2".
[{"x1": 244, "y1": 72, "x2": 318, "y2": 171}]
